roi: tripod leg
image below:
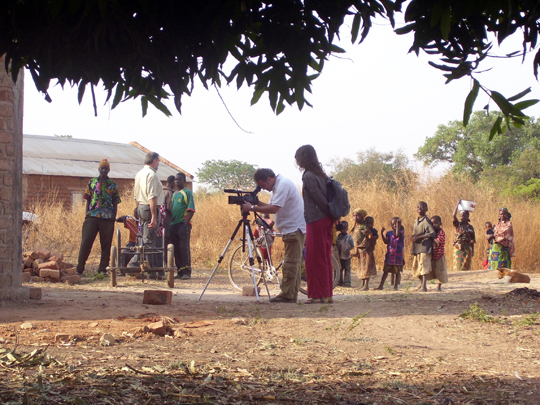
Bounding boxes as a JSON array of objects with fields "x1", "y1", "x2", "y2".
[
  {"x1": 245, "y1": 223, "x2": 272, "y2": 302},
  {"x1": 198, "y1": 220, "x2": 243, "y2": 301}
]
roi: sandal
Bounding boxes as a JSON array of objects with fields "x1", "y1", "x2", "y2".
[{"x1": 305, "y1": 298, "x2": 324, "y2": 304}]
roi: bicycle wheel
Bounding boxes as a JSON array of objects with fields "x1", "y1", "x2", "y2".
[
  {"x1": 228, "y1": 243, "x2": 267, "y2": 292},
  {"x1": 298, "y1": 254, "x2": 340, "y2": 295}
]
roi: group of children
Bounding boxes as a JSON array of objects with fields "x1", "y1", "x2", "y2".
[{"x1": 334, "y1": 202, "x2": 449, "y2": 292}]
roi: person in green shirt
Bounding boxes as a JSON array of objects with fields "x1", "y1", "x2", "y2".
[{"x1": 170, "y1": 172, "x2": 195, "y2": 279}]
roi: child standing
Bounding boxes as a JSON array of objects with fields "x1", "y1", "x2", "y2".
[
  {"x1": 411, "y1": 201, "x2": 436, "y2": 292},
  {"x1": 376, "y1": 217, "x2": 404, "y2": 290},
  {"x1": 483, "y1": 222, "x2": 494, "y2": 269},
  {"x1": 352, "y1": 214, "x2": 378, "y2": 291},
  {"x1": 336, "y1": 221, "x2": 354, "y2": 287},
  {"x1": 429, "y1": 215, "x2": 448, "y2": 291}
]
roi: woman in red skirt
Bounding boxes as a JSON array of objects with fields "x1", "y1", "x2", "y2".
[{"x1": 295, "y1": 145, "x2": 334, "y2": 304}]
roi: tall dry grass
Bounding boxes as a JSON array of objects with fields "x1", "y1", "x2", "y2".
[{"x1": 24, "y1": 175, "x2": 539, "y2": 273}]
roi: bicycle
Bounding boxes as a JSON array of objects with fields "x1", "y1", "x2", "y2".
[{"x1": 228, "y1": 223, "x2": 340, "y2": 295}]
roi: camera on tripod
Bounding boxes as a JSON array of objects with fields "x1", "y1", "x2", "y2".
[{"x1": 225, "y1": 186, "x2": 261, "y2": 206}]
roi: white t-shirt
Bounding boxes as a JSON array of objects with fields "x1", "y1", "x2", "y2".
[{"x1": 269, "y1": 174, "x2": 306, "y2": 235}]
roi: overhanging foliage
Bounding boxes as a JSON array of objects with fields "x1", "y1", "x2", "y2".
[{"x1": 1, "y1": 0, "x2": 539, "y2": 129}]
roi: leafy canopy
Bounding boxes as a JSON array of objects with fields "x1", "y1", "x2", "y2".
[
  {"x1": 415, "y1": 110, "x2": 540, "y2": 198},
  {"x1": 1, "y1": 0, "x2": 539, "y2": 127},
  {"x1": 329, "y1": 149, "x2": 415, "y2": 190},
  {"x1": 196, "y1": 160, "x2": 257, "y2": 192}
]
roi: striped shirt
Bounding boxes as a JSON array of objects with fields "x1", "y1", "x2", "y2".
[{"x1": 432, "y1": 228, "x2": 446, "y2": 260}]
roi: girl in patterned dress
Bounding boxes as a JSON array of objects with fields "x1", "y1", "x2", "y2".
[{"x1": 375, "y1": 217, "x2": 404, "y2": 291}]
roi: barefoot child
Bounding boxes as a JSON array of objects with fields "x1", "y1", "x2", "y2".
[
  {"x1": 376, "y1": 217, "x2": 404, "y2": 290},
  {"x1": 429, "y1": 215, "x2": 448, "y2": 291},
  {"x1": 411, "y1": 201, "x2": 436, "y2": 292},
  {"x1": 483, "y1": 222, "x2": 494, "y2": 269},
  {"x1": 352, "y1": 214, "x2": 378, "y2": 291},
  {"x1": 336, "y1": 221, "x2": 354, "y2": 287}
]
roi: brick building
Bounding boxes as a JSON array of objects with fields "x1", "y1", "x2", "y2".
[{"x1": 23, "y1": 135, "x2": 194, "y2": 211}]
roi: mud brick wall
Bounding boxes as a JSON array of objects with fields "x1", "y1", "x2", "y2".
[
  {"x1": 23, "y1": 175, "x2": 134, "y2": 211},
  {"x1": 0, "y1": 56, "x2": 26, "y2": 300}
]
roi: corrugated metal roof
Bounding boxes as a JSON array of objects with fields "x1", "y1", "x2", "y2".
[{"x1": 23, "y1": 135, "x2": 193, "y2": 182}]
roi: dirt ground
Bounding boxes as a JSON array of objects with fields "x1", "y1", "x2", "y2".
[{"x1": 1, "y1": 269, "x2": 540, "y2": 404}]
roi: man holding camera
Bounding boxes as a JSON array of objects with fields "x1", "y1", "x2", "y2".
[{"x1": 242, "y1": 168, "x2": 306, "y2": 303}]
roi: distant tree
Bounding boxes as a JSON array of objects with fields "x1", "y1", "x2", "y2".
[
  {"x1": 329, "y1": 149, "x2": 414, "y2": 190},
  {"x1": 416, "y1": 111, "x2": 540, "y2": 180},
  {"x1": 416, "y1": 111, "x2": 540, "y2": 198},
  {"x1": 196, "y1": 160, "x2": 257, "y2": 191}
]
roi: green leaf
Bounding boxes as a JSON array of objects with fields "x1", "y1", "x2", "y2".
[
  {"x1": 440, "y1": 8, "x2": 451, "y2": 41},
  {"x1": 463, "y1": 80, "x2": 479, "y2": 126},
  {"x1": 489, "y1": 116, "x2": 503, "y2": 141},
  {"x1": 77, "y1": 82, "x2": 86, "y2": 105},
  {"x1": 430, "y1": 2, "x2": 445, "y2": 28},
  {"x1": 394, "y1": 23, "x2": 416, "y2": 35},
  {"x1": 351, "y1": 13, "x2": 361, "y2": 43},
  {"x1": 507, "y1": 87, "x2": 531, "y2": 101},
  {"x1": 276, "y1": 97, "x2": 285, "y2": 115},
  {"x1": 141, "y1": 97, "x2": 148, "y2": 117},
  {"x1": 146, "y1": 95, "x2": 172, "y2": 117},
  {"x1": 490, "y1": 91, "x2": 513, "y2": 115},
  {"x1": 513, "y1": 99, "x2": 539, "y2": 110},
  {"x1": 329, "y1": 44, "x2": 346, "y2": 54},
  {"x1": 250, "y1": 88, "x2": 265, "y2": 106},
  {"x1": 111, "y1": 83, "x2": 124, "y2": 109}
]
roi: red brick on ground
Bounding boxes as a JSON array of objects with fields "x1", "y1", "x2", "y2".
[
  {"x1": 29, "y1": 287, "x2": 42, "y2": 300},
  {"x1": 49, "y1": 255, "x2": 63, "y2": 264},
  {"x1": 61, "y1": 267, "x2": 77, "y2": 277},
  {"x1": 39, "y1": 268, "x2": 60, "y2": 279},
  {"x1": 62, "y1": 275, "x2": 81, "y2": 284},
  {"x1": 22, "y1": 272, "x2": 31, "y2": 283},
  {"x1": 37, "y1": 249, "x2": 52, "y2": 261},
  {"x1": 38, "y1": 261, "x2": 59, "y2": 270},
  {"x1": 23, "y1": 256, "x2": 33, "y2": 268},
  {"x1": 147, "y1": 320, "x2": 168, "y2": 336},
  {"x1": 24, "y1": 251, "x2": 39, "y2": 260},
  {"x1": 143, "y1": 290, "x2": 172, "y2": 305}
]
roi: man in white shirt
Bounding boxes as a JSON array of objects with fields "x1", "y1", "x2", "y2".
[
  {"x1": 129, "y1": 152, "x2": 164, "y2": 267},
  {"x1": 242, "y1": 168, "x2": 306, "y2": 303}
]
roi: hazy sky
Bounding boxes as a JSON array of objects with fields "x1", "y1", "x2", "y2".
[{"x1": 22, "y1": 19, "x2": 540, "y2": 189}]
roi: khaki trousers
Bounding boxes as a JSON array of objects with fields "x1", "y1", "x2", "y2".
[{"x1": 279, "y1": 229, "x2": 306, "y2": 300}]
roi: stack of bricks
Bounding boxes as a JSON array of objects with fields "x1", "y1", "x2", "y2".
[{"x1": 22, "y1": 248, "x2": 81, "y2": 284}]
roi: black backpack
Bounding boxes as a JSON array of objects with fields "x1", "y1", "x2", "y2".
[{"x1": 326, "y1": 177, "x2": 350, "y2": 219}]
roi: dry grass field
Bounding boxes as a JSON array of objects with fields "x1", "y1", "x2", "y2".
[{"x1": 23, "y1": 175, "x2": 539, "y2": 274}]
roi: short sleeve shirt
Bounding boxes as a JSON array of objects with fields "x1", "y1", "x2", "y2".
[
  {"x1": 171, "y1": 188, "x2": 195, "y2": 225},
  {"x1": 269, "y1": 174, "x2": 306, "y2": 235},
  {"x1": 84, "y1": 177, "x2": 121, "y2": 219},
  {"x1": 134, "y1": 165, "x2": 164, "y2": 205},
  {"x1": 411, "y1": 216, "x2": 436, "y2": 255}
]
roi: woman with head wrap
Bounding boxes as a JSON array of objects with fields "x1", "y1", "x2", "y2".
[
  {"x1": 489, "y1": 207, "x2": 515, "y2": 269},
  {"x1": 452, "y1": 200, "x2": 476, "y2": 271}
]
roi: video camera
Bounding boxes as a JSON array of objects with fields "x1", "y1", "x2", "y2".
[{"x1": 225, "y1": 186, "x2": 261, "y2": 206}]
